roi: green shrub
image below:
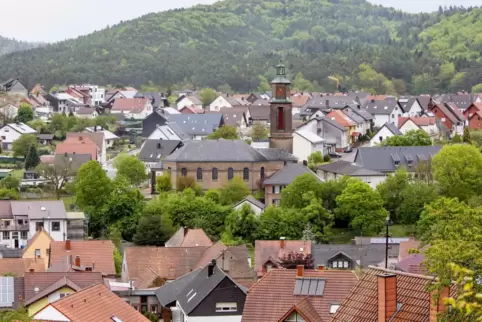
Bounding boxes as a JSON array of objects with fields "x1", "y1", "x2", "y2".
[{"x1": 323, "y1": 154, "x2": 331, "y2": 162}]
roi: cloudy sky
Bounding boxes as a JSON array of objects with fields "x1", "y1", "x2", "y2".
[{"x1": 1, "y1": 0, "x2": 480, "y2": 42}]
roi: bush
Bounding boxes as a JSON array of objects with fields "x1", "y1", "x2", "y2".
[{"x1": 323, "y1": 154, "x2": 331, "y2": 162}]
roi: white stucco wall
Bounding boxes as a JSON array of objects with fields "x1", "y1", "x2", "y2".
[
  {"x1": 33, "y1": 305, "x2": 70, "y2": 321},
  {"x1": 399, "y1": 120, "x2": 420, "y2": 134},
  {"x1": 233, "y1": 201, "x2": 263, "y2": 216},
  {"x1": 293, "y1": 133, "x2": 313, "y2": 163},
  {"x1": 370, "y1": 126, "x2": 396, "y2": 146},
  {"x1": 29, "y1": 219, "x2": 67, "y2": 241},
  {"x1": 372, "y1": 114, "x2": 390, "y2": 128}
]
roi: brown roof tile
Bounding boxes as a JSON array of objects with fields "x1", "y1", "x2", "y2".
[
  {"x1": 36, "y1": 283, "x2": 150, "y2": 322},
  {"x1": 111, "y1": 98, "x2": 149, "y2": 113},
  {"x1": 55, "y1": 136, "x2": 97, "y2": 160},
  {"x1": 0, "y1": 258, "x2": 45, "y2": 277},
  {"x1": 327, "y1": 110, "x2": 357, "y2": 127},
  {"x1": 49, "y1": 240, "x2": 115, "y2": 276},
  {"x1": 165, "y1": 227, "x2": 213, "y2": 248},
  {"x1": 67, "y1": 132, "x2": 104, "y2": 151},
  {"x1": 398, "y1": 237, "x2": 420, "y2": 261},
  {"x1": 291, "y1": 95, "x2": 311, "y2": 107},
  {"x1": 331, "y1": 266, "x2": 456, "y2": 322},
  {"x1": 254, "y1": 240, "x2": 312, "y2": 277},
  {"x1": 25, "y1": 276, "x2": 83, "y2": 305},
  {"x1": 124, "y1": 246, "x2": 208, "y2": 288},
  {"x1": 242, "y1": 269, "x2": 357, "y2": 322},
  {"x1": 0, "y1": 200, "x2": 12, "y2": 219},
  {"x1": 24, "y1": 271, "x2": 103, "y2": 302}
]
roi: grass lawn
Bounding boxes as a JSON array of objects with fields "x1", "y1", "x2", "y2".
[
  {"x1": 10, "y1": 169, "x2": 24, "y2": 179},
  {"x1": 331, "y1": 224, "x2": 415, "y2": 244}
]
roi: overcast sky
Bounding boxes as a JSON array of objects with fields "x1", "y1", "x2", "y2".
[{"x1": 1, "y1": 0, "x2": 480, "y2": 42}]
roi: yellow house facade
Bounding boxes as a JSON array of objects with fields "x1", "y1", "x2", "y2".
[
  {"x1": 22, "y1": 227, "x2": 53, "y2": 270},
  {"x1": 28, "y1": 286, "x2": 76, "y2": 316}
]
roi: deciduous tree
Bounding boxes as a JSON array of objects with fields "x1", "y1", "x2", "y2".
[
  {"x1": 24, "y1": 144, "x2": 40, "y2": 170},
  {"x1": 250, "y1": 122, "x2": 269, "y2": 141},
  {"x1": 12, "y1": 134, "x2": 37, "y2": 157},
  {"x1": 36, "y1": 155, "x2": 77, "y2": 199},
  {"x1": 155, "y1": 174, "x2": 172, "y2": 192},
  {"x1": 133, "y1": 214, "x2": 175, "y2": 246},
  {"x1": 206, "y1": 125, "x2": 239, "y2": 140},
  {"x1": 16, "y1": 103, "x2": 34, "y2": 123},
  {"x1": 432, "y1": 144, "x2": 482, "y2": 201},
  {"x1": 281, "y1": 173, "x2": 323, "y2": 209},
  {"x1": 381, "y1": 129, "x2": 431, "y2": 146},
  {"x1": 199, "y1": 88, "x2": 217, "y2": 106},
  {"x1": 219, "y1": 177, "x2": 250, "y2": 205},
  {"x1": 223, "y1": 204, "x2": 259, "y2": 245},
  {"x1": 114, "y1": 154, "x2": 147, "y2": 186},
  {"x1": 336, "y1": 180, "x2": 388, "y2": 233},
  {"x1": 307, "y1": 151, "x2": 324, "y2": 171},
  {"x1": 75, "y1": 160, "x2": 113, "y2": 211}
]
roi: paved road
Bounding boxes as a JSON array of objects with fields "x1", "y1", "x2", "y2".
[
  {"x1": 103, "y1": 148, "x2": 141, "y2": 179},
  {"x1": 340, "y1": 148, "x2": 357, "y2": 163}
]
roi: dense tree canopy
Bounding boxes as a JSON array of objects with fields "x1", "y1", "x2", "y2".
[
  {"x1": 1, "y1": 1, "x2": 481, "y2": 94},
  {"x1": 380, "y1": 130, "x2": 432, "y2": 146}
]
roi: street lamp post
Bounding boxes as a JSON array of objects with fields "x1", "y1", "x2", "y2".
[{"x1": 385, "y1": 216, "x2": 392, "y2": 269}]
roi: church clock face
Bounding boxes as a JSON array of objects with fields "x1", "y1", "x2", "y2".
[{"x1": 275, "y1": 86, "x2": 286, "y2": 100}]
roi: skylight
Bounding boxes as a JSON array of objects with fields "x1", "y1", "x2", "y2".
[{"x1": 111, "y1": 317, "x2": 123, "y2": 322}]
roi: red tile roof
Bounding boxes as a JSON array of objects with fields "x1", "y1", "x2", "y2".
[
  {"x1": 291, "y1": 95, "x2": 311, "y2": 107},
  {"x1": 49, "y1": 240, "x2": 115, "y2": 276},
  {"x1": 0, "y1": 258, "x2": 45, "y2": 277},
  {"x1": 165, "y1": 227, "x2": 213, "y2": 248},
  {"x1": 398, "y1": 117, "x2": 437, "y2": 129},
  {"x1": 24, "y1": 271, "x2": 103, "y2": 302},
  {"x1": 242, "y1": 269, "x2": 357, "y2": 322},
  {"x1": 331, "y1": 266, "x2": 456, "y2": 322},
  {"x1": 327, "y1": 110, "x2": 357, "y2": 127},
  {"x1": 55, "y1": 136, "x2": 97, "y2": 160},
  {"x1": 254, "y1": 240, "x2": 312, "y2": 277},
  {"x1": 34, "y1": 283, "x2": 149, "y2": 322},
  {"x1": 111, "y1": 98, "x2": 149, "y2": 113},
  {"x1": 398, "y1": 237, "x2": 420, "y2": 261}
]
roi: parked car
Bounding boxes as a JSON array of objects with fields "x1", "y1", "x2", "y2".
[
  {"x1": 329, "y1": 152, "x2": 342, "y2": 158},
  {"x1": 344, "y1": 146, "x2": 353, "y2": 153}
]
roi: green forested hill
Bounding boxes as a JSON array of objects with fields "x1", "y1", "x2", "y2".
[
  {"x1": 0, "y1": 0, "x2": 480, "y2": 94},
  {"x1": 0, "y1": 36, "x2": 37, "y2": 56}
]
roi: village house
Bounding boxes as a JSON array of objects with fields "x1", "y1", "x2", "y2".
[
  {"x1": 0, "y1": 103, "x2": 18, "y2": 121},
  {"x1": 176, "y1": 95, "x2": 203, "y2": 111},
  {"x1": 398, "y1": 97, "x2": 424, "y2": 117},
  {"x1": 24, "y1": 271, "x2": 104, "y2": 316},
  {"x1": 233, "y1": 196, "x2": 265, "y2": 216},
  {"x1": 45, "y1": 92, "x2": 84, "y2": 113},
  {"x1": 317, "y1": 160, "x2": 386, "y2": 189},
  {"x1": 292, "y1": 129, "x2": 325, "y2": 164},
  {"x1": 55, "y1": 136, "x2": 97, "y2": 162},
  {"x1": 138, "y1": 139, "x2": 183, "y2": 173},
  {"x1": 111, "y1": 97, "x2": 153, "y2": 119},
  {"x1": 147, "y1": 123, "x2": 190, "y2": 141},
  {"x1": 364, "y1": 99, "x2": 403, "y2": 128},
  {"x1": 0, "y1": 122, "x2": 37, "y2": 150},
  {"x1": 21, "y1": 227, "x2": 53, "y2": 269},
  {"x1": 142, "y1": 110, "x2": 169, "y2": 137},
  {"x1": 209, "y1": 94, "x2": 242, "y2": 111},
  {"x1": 48, "y1": 240, "x2": 116, "y2": 277},
  {"x1": 369, "y1": 122, "x2": 403, "y2": 146},
  {"x1": 66, "y1": 131, "x2": 107, "y2": 164},
  {"x1": 331, "y1": 267, "x2": 455, "y2": 322},
  {"x1": 264, "y1": 163, "x2": 321, "y2": 206},
  {"x1": 32, "y1": 283, "x2": 150, "y2": 322},
  {"x1": 162, "y1": 140, "x2": 297, "y2": 192},
  {"x1": 295, "y1": 117, "x2": 348, "y2": 153},
  {"x1": 242, "y1": 267, "x2": 357, "y2": 322},
  {"x1": 0, "y1": 79, "x2": 28, "y2": 97},
  {"x1": 326, "y1": 109, "x2": 358, "y2": 144},
  {"x1": 165, "y1": 227, "x2": 213, "y2": 248},
  {"x1": 398, "y1": 116, "x2": 439, "y2": 138},
  {"x1": 167, "y1": 114, "x2": 225, "y2": 140},
  {"x1": 74, "y1": 107, "x2": 98, "y2": 118},
  {"x1": 429, "y1": 102, "x2": 465, "y2": 137}
]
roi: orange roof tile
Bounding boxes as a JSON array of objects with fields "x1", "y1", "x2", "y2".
[
  {"x1": 111, "y1": 98, "x2": 149, "y2": 113},
  {"x1": 49, "y1": 240, "x2": 115, "y2": 276},
  {"x1": 165, "y1": 227, "x2": 213, "y2": 248},
  {"x1": 254, "y1": 240, "x2": 312, "y2": 277},
  {"x1": 398, "y1": 237, "x2": 420, "y2": 260},
  {"x1": 290, "y1": 95, "x2": 310, "y2": 107},
  {"x1": 35, "y1": 284, "x2": 149, "y2": 322},
  {"x1": 242, "y1": 269, "x2": 357, "y2": 322},
  {"x1": 331, "y1": 266, "x2": 456, "y2": 322},
  {"x1": 55, "y1": 136, "x2": 97, "y2": 160},
  {"x1": 327, "y1": 110, "x2": 357, "y2": 127},
  {"x1": 0, "y1": 258, "x2": 45, "y2": 276}
]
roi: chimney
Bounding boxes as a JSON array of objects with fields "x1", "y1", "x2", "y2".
[
  {"x1": 75, "y1": 255, "x2": 81, "y2": 267},
  {"x1": 296, "y1": 265, "x2": 304, "y2": 277},
  {"x1": 65, "y1": 240, "x2": 71, "y2": 251},
  {"x1": 29, "y1": 269, "x2": 34, "y2": 273},
  {"x1": 377, "y1": 273, "x2": 397, "y2": 322},
  {"x1": 280, "y1": 237, "x2": 286, "y2": 249},
  {"x1": 208, "y1": 259, "x2": 216, "y2": 277},
  {"x1": 183, "y1": 227, "x2": 188, "y2": 236},
  {"x1": 430, "y1": 287, "x2": 450, "y2": 322},
  {"x1": 326, "y1": 99, "x2": 329, "y2": 107},
  {"x1": 317, "y1": 265, "x2": 325, "y2": 271}
]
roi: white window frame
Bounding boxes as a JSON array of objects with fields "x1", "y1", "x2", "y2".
[
  {"x1": 330, "y1": 304, "x2": 340, "y2": 314},
  {"x1": 215, "y1": 302, "x2": 237, "y2": 313}
]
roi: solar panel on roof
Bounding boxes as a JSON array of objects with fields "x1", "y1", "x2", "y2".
[
  {"x1": 294, "y1": 279, "x2": 303, "y2": 295},
  {"x1": 300, "y1": 279, "x2": 310, "y2": 295},
  {"x1": 294, "y1": 278, "x2": 326, "y2": 296},
  {"x1": 315, "y1": 280, "x2": 326, "y2": 296},
  {"x1": 308, "y1": 279, "x2": 318, "y2": 295},
  {"x1": 0, "y1": 277, "x2": 14, "y2": 308}
]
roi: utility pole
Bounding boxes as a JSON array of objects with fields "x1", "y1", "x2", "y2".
[{"x1": 385, "y1": 216, "x2": 391, "y2": 269}]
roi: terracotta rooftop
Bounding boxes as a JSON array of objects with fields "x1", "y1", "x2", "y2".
[
  {"x1": 49, "y1": 240, "x2": 115, "y2": 276},
  {"x1": 66, "y1": 132, "x2": 105, "y2": 151},
  {"x1": 0, "y1": 258, "x2": 45, "y2": 277},
  {"x1": 398, "y1": 117, "x2": 437, "y2": 128},
  {"x1": 242, "y1": 268, "x2": 357, "y2": 322},
  {"x1": 24, "y1": 271, "x2": 103, "y2": 303},
  {"x1": 55, "y1": 136, "x2": 97, "y2": 160},
  {"x1": 254, "y1": 240, "x2": 312, "y2": 277},
  {"x1": 327, "y1": 110, "x2": 357, "y2": 127},
  {"x1": 331, "y1": 266, "x2": 456, "y2": 322},
  {"x1": 165, "y1": 227, "x2": 213, "y2": 248},
  {"x1": 111, "y1": 98, "x2": 149, "y2": 113},
  {"x1": 395, "y1": 253, "x2": 427, "y2": 275},
  {"x1": 398, "y1": 236, "x2": 421, "y2": 261},
  {"x1": 33, "y1": 283, "x2": 150, "y2": 322},
  {"x1": 291, "y1": 95, "x2": 311, "y2": 107}
]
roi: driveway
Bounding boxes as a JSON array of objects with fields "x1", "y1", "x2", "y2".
[{"x1": 340, "y1": 148, "x2": 357, "y2": 163}]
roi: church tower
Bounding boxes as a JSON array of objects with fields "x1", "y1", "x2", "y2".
[{"x1": 269, "y1": 61, "x2": 293, "y2": 153}]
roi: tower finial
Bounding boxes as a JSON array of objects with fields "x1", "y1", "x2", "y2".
[{"x1": 276, "y1": 60, "x2": 286, "y2": 76}]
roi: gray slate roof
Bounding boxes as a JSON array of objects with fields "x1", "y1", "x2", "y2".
[
  {"x1": 233, "y1": 195, "x2": 266, "y2": 210},
  {"x1": 312, "y1": 244, "x2": 399, "y2": 268},
  {"x1": 320, "y1": 117, "x2": 346, "y2": 132},
  {"x1": 139, "y1": 140, "x2": 182, "y2": 162},
  {"x1": 248, "y1": 106, "x2": 270, "y2": 120},
  {"x1": 383, "y1": 122, "x2": 403, "y2": 135},
  {"x1": 167, "y1": 114, "x2": 224, "y2": 136},
  {"x1": 164, "y1": 140, "x2": 297, "y2": 163},
  {"x1": 177, "y1": 264, "x2": 245, "y2": 315},
  {"x1": 354, "y1": 146, "x2": 442, "y2": 173},
  {"x1": 10, "y1": 200, "x2": 67, "y2": 219},
  {"x1": 302, "y1": 96, "x2": 357, "y2": 109},
  {"x1": 264, "y1": 163, "x2": 321, "y2": 185},
  {"x1": 155, "y1": 268, "x2": 202, "y2": 306},
  {"x1": 342, "y1": 109, "x2": 364, "y2": 124},
  {"x1": 343, "y1": 105, "x2": 374, "y2": 121},
  {"x1": 363, "y1": 99, "x2": 400, "y2": 115},
  {"x1": 0, "y1": 246, "x2": 22, "y2": 258},
  {"x1": 318, "y1": 160, "x2": 383, "y2": 176}
]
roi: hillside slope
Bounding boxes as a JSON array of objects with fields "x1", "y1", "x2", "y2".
[
  {"x1": 0, "y1": 0, "x2": 478, "y2": 94},
  {"x1": 0, "y1": 35, "x2": 37, "y2": 56}
]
